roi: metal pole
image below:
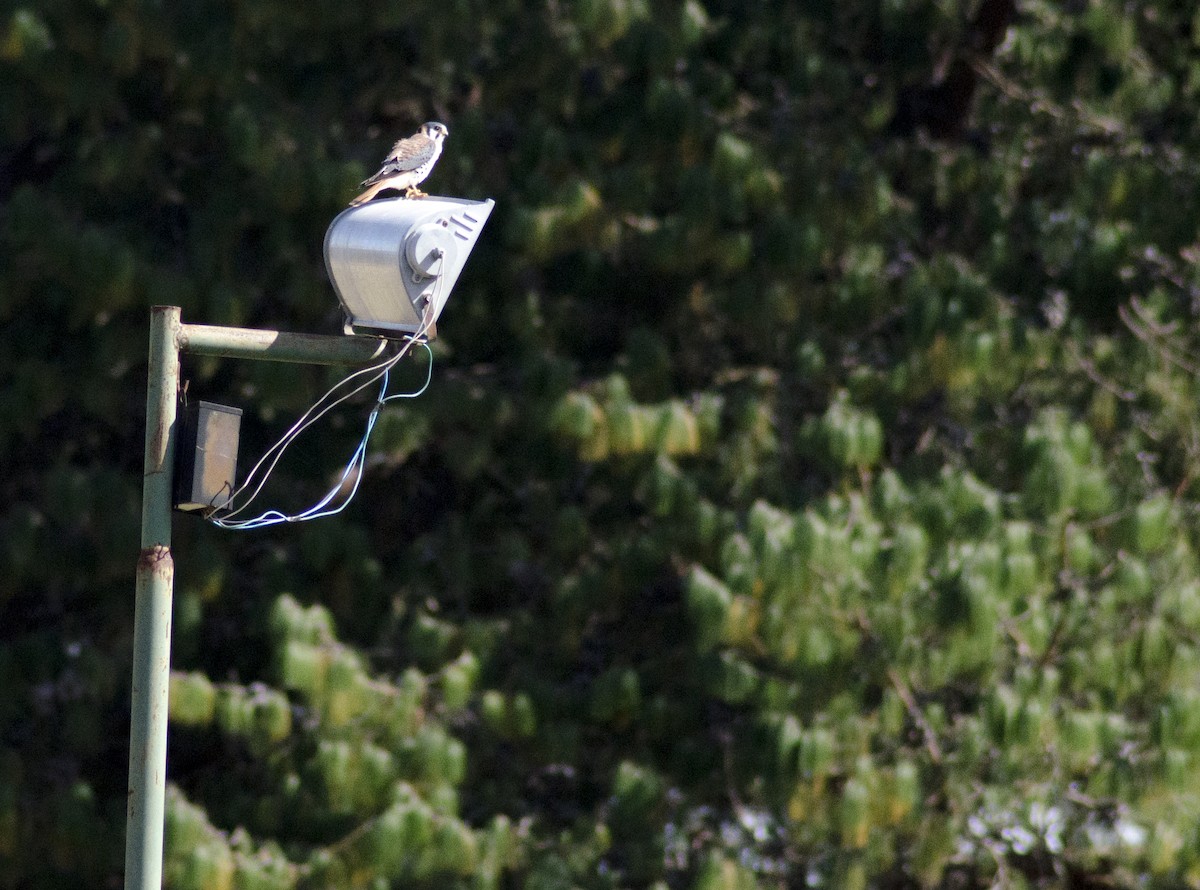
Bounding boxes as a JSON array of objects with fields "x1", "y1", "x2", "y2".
[
  {"x1": 125, "y1": 306, "x2": 180, "y2": 890},
  {"x1": 125, "y1": 309, "x2": 403, "y2": 888},
  {"x1": 178, "y1": 323, "x2": 391, "y2": 365}
]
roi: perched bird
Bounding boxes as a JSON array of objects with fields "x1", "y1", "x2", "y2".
[{"x1": 350, "y1": 122, "x2": 449, "y2": 206}]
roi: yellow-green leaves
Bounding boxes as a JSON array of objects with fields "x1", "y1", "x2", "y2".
[
  {"x1": 164, "y1": 788, "x2": 298, "y2": 890},
  {"x1": 168, "y1": 674, "x2": 291, "y2": 757},
  {"x1": 552, "y1": 375, "x2": 714, "y2": 461},
  {"x1": 0, "y1": 10, "x2": 53, "y2": 61},
  {"x1": 512, "y1": 181, "x2": 607, "y2": 263},
  {"x1": 1022, "y1": 410, "x2": 1114, "y2": 519},
  {"x1": 805, "y1": 391, "x2": 884, "y2": 472}
]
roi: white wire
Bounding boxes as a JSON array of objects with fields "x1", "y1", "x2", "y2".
[
  {"x1": 209, "y1": 294, "x2": 439, "y2": 530},
  {"x1": 213, "y1": 349, "x2": 403, "y2": 523},
  {"x1": 211, "y1": 339, "x2": 432, "y2": 529},
  {"x1": 210, "y1": 349, "x2": 432, "y2": 529}
]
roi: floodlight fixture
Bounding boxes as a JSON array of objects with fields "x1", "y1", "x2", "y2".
[{"x1": 324, "y1": 195, "x2": 494, "y2": 337}]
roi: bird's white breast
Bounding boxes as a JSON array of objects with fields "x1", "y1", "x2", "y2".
[{"x1": 413, "y1": 140, "x2": 443, "y2": 181}]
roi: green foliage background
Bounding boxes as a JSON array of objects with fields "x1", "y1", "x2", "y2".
[{"x1": 6, "y1": 0, "x2": 1200, "y2": 887}]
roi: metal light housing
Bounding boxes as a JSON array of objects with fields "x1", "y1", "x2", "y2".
[{"x1": 324, "y1": 195, "x2": 494, "y2": 337}]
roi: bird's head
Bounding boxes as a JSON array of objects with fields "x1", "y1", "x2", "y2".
[{"x1": 422, "y1": 122, "x2": 449, "y2": 142}]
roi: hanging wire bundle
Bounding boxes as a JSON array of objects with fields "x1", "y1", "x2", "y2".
[{"x1": 210, "y1": 314, "x2": 435, "y2": 530}]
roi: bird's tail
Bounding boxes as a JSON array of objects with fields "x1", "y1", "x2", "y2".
[{"x1": 349, "y1": 181, "x2": 388, "y2": 206}]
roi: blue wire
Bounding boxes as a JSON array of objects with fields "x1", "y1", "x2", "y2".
[{"x1": 213, "y1": 343, "x2": 433, "y2": 529}]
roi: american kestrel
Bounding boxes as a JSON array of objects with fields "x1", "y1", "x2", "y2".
[{"x1": 350, "y1": 122, "x2": 449, "y2": 206}]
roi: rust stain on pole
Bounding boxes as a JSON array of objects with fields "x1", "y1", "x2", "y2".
[{"x1": 136, "y1": 545, "x2": 173, "y2": 577}]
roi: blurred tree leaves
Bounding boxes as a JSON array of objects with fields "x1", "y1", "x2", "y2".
[{"x1": 9, "y1": 1, "x2": 1200, "y2": 889}]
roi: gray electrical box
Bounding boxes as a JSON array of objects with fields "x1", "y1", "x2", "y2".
[{"x1": 174, "y1": 401, "x2": 242, "y2": 513}]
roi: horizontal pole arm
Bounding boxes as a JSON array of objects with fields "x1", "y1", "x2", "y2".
[{"x1": 178, "y1": 323, "x2": 393, "y2": 365}]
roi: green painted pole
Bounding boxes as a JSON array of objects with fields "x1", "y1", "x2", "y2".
[
  {"x1": 178, "y1": 322, "x2": 391, "y2": 365},
  {"x1": 125, "y1": 308, "x2": 403, "y2": 888},
  {"x1": 125, "y1": 306, "x2": 181, "y2": 890}
]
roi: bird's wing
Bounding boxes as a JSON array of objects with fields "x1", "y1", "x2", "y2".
[{"x1": 360, "y1": 134, "x2": 437, "y2": 186}]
